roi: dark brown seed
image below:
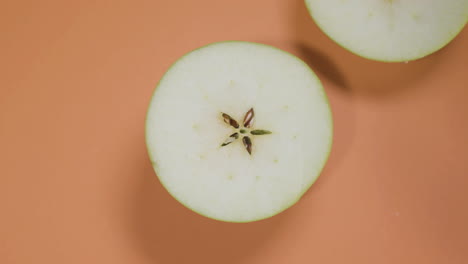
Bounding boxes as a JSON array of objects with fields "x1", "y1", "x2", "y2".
[
  {"x1": 251, "y1": 129, "x2": 272, "y2": 135},
  {"x1": 242, "y1": 136, "x2": 252, "y2": 155},
  {"x1": 243, "y1": 108, "x2": 254, "y2": 128},
  {"x1": 221, "y1": 132, "x2": 239, "y2": 146},
  {"x1": 222, "y1": 113, "x2": 239, "y2": 128}
]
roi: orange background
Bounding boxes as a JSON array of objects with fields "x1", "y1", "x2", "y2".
[{"x1": 1, "y1": 0, "x2": 468, "y2": 263}]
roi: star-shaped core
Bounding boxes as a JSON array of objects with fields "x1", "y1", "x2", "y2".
[{"x1": 220, "y1": 108, "x2": 272, "y2": 155}]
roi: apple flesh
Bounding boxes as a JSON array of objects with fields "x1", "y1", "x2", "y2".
[
  {"x1": 305, "y1": 0, "x2": 468, "y2": 62},
  {"x1": 146, "y1": 41, "x2": 333, "y2": 222}
]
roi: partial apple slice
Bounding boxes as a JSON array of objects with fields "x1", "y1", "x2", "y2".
[
  {"x1": 305, "y1": 0, "x2": 468, "y2": 62},
  {"x1": 146, "y1": 41, "x2": 333, "y2": 222}
]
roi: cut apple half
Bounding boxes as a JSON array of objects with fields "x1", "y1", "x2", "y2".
[
  {"x1": 305, "y1": 0, "x2": 468, "y2": 62},
  {"x1": 146, "y1": 41, "x2": 333, "y2": 222}
]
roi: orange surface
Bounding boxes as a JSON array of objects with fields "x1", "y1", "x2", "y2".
[{"x1": 1, "y1": 0, "x2": 468, "y2": 263}]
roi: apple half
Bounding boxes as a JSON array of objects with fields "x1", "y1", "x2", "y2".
[
  {"x1": 146, "y1": 41, "x2": 333, "y2": 222},
  {"x1": 305, "y1": 0, "x2": 468, "y2": 62}
]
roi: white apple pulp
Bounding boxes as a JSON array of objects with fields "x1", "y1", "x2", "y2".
[
  {"x1": 305, "y1": 0, "x2": 468, "y2": 62},
  {"x1": 146, "y1": 42, "x2": 333, "y2": 222}
]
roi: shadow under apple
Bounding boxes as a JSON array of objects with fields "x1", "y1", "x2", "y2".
[
  {"x1": 126, "y1": 148, "x2": 289, "y2": 264},
  {"x1": 291, "y1": 0, "x2": 448, "y2": 98}
]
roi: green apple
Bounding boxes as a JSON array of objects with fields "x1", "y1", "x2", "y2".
[
  {"x1": 305, "y1": 0, "x2": 468, "y2": 62},
  {"x1": 145, "y1": 41, "x2": 333, "y2": 222}
]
